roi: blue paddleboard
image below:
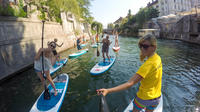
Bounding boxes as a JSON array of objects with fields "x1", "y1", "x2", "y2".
[
  {"x1": 30, "y1": 73, "x2": 69, "y2": 112},
  {"x1": 91, "y1": 44, "x2": 98, "y2": 48},
  {"x1": 69, "y1": 49, "x2": 88, "y2": 59},
  {"x1": 50, "y1": 58, "x2": 68, "y2": 75},
  {"x1": 90, "y1": 56, "x2": 116, "y2": 75}
]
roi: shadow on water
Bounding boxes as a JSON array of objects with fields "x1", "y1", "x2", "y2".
[{"x1": 0, "y1": 16, "x2": 47, "y2": 112}]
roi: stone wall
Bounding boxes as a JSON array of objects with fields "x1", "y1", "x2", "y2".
[
  {"x1": 0, "y1": 16, "x2": 90, "y2": 80},
  {"x1": 146, "y1": 14, "x2": 200, "y2": 45}
]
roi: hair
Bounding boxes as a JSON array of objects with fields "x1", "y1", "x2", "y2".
[
  {"x1": 106, "y1": 35, "x2": 109, "y2": 39},
  {"x1": 138, "y1": 34, "x2": 157, "y2": 62}
]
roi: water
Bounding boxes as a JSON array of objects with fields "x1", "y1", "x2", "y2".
[{"x1": 0, "y1": 36, "x2": 200, "y2": 112}]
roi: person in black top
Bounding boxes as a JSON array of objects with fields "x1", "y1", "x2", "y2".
[{"x1": 77, "y1": 37, "x2": 82, "y2": 51}]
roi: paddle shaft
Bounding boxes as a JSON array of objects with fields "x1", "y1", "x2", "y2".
[
  {"x1": 41, "y1": 21, "x2": 48, "y2": 89},
  {"x1": 99, "y1": 95, "x2": 110, "y2": 112},
  {"x1": 41, "y1": 20, "x2": 45, "y2": 79}
]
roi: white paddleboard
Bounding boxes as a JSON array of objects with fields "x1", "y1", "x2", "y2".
[
  {"x1": 112, "y1": 46, "x2": 120, "y2": 52},
  {"x1": 69, "y1": 49, "x2": 88, "y2": 59},
  {"x1": 50, "y1": 58, "x2": 68, "y2": 75},
  {"x1": 124, "y1": 94, "x2": 163, "y2": 112},
  {"x1": 90, "y1": 56, "x2": 116, "y2": 75},
  {"x1": 30, "y1": 73, "x2": 69, "y2": 112}
]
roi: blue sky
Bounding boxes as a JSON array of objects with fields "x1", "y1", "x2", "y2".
[{"x1": 90, "y1": 0, "x2": 152, "y2": 28}]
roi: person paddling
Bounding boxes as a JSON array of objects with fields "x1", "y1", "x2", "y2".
[
  {"x1": 34, "y1": 44, "x2": 58, "y2": 96},
  {"x1": 77, "y1": 36, "x2": 82, "y2": 51},
  {"x1": 97, "y1": 34, "x2": 162, "y2": 112},
  {"x1": 113, "y1": 30, "x2": 122, "y2": 47},
  {"x1": 102, "y1": 35, "x2": 112, "y2": 62}
]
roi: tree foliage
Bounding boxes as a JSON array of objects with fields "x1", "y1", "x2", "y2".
[
  {"x1": 91, "y1": 21, "x2": 103, "y2": 34},
  {"x1": 107, "y1": 23, "x2": 114, "y2": 29},
  {"x1": 0, "y1": 0, "x2": 27, "y2": 17},
  {"x1": 30, "y1": 0, "x2": 93, "y2": 23},
  {"x1": 119, "y1": 7, "x2": 159, "y2": 35}
]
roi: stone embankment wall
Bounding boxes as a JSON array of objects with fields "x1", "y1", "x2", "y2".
[
  {"x1": 0, "y1": 16, "x2": 90, "y2": 81},
  {"x1": 146, "y1": 14, "x2": 200, "y2": 45}
]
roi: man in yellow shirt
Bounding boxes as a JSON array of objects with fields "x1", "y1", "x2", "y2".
[{"x1": 97, "y1": 34, "x2": 162, "y2": 112}]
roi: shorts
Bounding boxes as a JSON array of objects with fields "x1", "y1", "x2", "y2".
[
  {"x1": 102, "y1": 47, "x2": 109, "y2": 53},
  {"x1": 35, "y1": 69, "x2": 41, "y2": 73},
  {"x1": 34, "y1": 56, "x2": 52, "y2": 72},
  {"x1": 133, "y1": 95, "x2": 161, "y2": 111}
]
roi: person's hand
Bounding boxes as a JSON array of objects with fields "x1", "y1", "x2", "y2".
[{"x1": 96, "y1": 88, "x2": 109, "y2": 96}]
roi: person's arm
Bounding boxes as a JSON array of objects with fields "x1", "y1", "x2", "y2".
[
  {"x1": 56, "y1": 43, "x2": 63, "y2": 47},
  {"x1": 34, "y1": 48, "x2": 43, "y2": 60},
  {"x1": 97, "y1": 73, "x2": 143, "y2": 96}
]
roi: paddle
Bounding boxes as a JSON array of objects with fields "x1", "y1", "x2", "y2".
[
  {"x1": 41, "y1": 20, "x2": 50, "y2": 100},
  {"x1": 97, "y1": 46, "x2": 100, "y2": 57},
  {"x1": 99, "y1": 95, "x2": 110, "y2": 112}
]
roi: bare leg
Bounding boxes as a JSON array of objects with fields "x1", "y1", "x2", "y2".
[
  {"x1": 36, "y1": 72, "x2": 45, "y2": 87},
  {"x1": 115, "y1": 39, "x2": 117, "y2": 47},
  {"x1": 56, "y1": 54, "x2": 61, "y2": 65},
  {"x1": 44, "y1": 71, "x2": 57, "y2": 96},
  {"x1": 106, "y1": 52, "x2": 110, "y2": 62},
  {"x1": 116, "y1": 39, "x2": 119, "y2": 47},
  {"x1": 102, "y1": 51, "x2": 105, "y2": 62}
]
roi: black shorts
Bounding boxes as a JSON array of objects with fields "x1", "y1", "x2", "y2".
[{"x1": 52, "y1": 50, "x2": 57, "y2": 56}]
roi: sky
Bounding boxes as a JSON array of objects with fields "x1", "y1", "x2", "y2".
[{"x1": 90, "y1": 0, "x2": 152, "y2": 28}]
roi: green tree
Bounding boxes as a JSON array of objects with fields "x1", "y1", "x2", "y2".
[
  {"x1": 91, "y1": 21, "x2": 103, "y2": 34},
  {"x1": 107, "y1": 23, "x2": 114, "y2": 29},
  {"x1": 127, "y1": 9, "x2": 131, "y2": 20},
  {"x1": 145, "y1": 7, "x2": 159, "y2": 21}
]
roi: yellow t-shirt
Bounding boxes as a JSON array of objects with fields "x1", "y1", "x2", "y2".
[{"x1": 136, "y1": 53, "x2": 162, "y2": 100}]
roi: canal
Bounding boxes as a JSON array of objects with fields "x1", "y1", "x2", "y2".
[{"x1": 0, "y1": 36, "x2": 200, "y2": 112}]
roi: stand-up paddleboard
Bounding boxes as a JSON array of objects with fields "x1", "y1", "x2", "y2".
[
  {"x1": 90, "y1": 56, "x2": 116, "y2": 75},
  {"x1": 91, "y1": 44, "x2": 98, "y2": 48},
  {"x1": 112, "y1": 46, "x2": 120, "y2": 52},
  {"x1": 30, "y1": 73, "x2": 69, "y2": 112},
  {"x1": 80, "y1": 44, "x2": 87, "y2": 47},
  {"x1": 50, "y1": 58, "x2": 68, "y2": 75},
  {"x1": 124, "y1": 94, "x2": 163, "y2": 112},
  {"x1": 69, "y1": 49, "x2": 88, "y2": 59}
]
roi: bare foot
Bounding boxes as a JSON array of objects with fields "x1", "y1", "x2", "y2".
[{"x1": 54, "y1": 90, "x2": 58, "y2": 96}]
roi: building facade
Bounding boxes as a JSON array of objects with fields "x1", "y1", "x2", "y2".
[
  {"x1": 158, "y1": 0, "x2": 197, "y2": 16},
  {"x1": 147, "y1": 0, "x2": 159, "y2": 10}
]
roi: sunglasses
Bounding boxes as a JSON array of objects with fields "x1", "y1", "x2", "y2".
[{"x1": 139, "y1": 44, "x2": 152, "y2": 49}]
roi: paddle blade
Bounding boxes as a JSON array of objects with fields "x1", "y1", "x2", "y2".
[
  {"x1": 99, "y1": 95, "x2": 110, "y2": 112},
  {"x1": 97, "y1": 50, "x2": 100, "y2": 57},
  {"x1": 97, "y1": 47, "x2": 100, "y2": 57},
  {"x1": 44, "y1": 87, "x2": 50, "y2": 100}
]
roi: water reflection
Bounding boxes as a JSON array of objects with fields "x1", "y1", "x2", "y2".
[{"x1": 0, "y1": 37, "x2": 200, "y2": 112}]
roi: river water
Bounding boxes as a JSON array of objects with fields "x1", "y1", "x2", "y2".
[{"x1": 0, "y1": 36, "x2": 200, "y2": 112}]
